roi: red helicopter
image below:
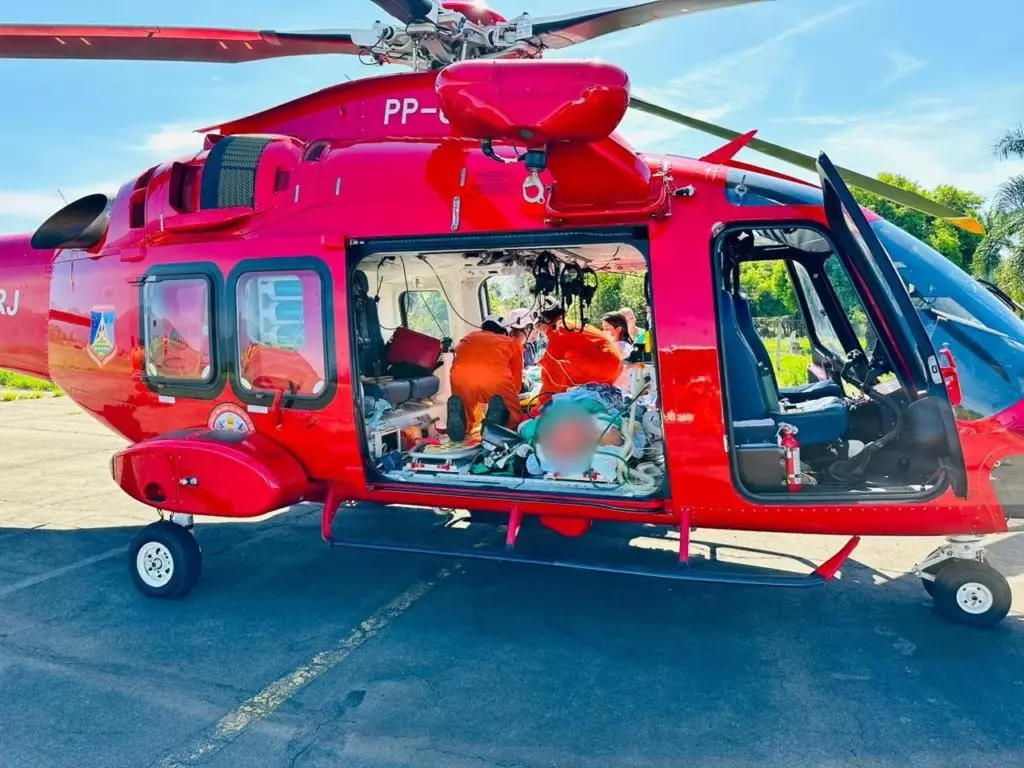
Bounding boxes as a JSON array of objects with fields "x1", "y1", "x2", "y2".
[{"x1": 2, "y1": 0, "x2": 1021, "y2": 628}]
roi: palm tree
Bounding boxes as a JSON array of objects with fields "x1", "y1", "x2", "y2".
[
  {"x1": 975, "y1": 127, "x2": 1024, "y2": 297},
  {"x1": 995, "y1": 125, "x2": 1024, "y2": 161},
  {"x1": 993, "y1": 125, "x2": 1024, "y2": 213}
]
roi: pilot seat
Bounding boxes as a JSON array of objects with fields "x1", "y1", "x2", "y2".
[
  {"x1": 733, "y1": 292, "x2": 843, "y2": 403},
  {"x1": 352, "y1": 270, "x2": 441, "y2": 406},
  {"x1": 720, "y1": 292, "x2": 849, "y2": 449}
]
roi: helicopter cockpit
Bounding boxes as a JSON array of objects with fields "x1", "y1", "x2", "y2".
[{"x1": 712, "y1": 208, "x2": 1024, "y2": 502}]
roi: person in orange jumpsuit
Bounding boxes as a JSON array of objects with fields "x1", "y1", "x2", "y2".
[
  {"x1": 535, "y1": 300, "x2": 624, "y2": 407},
  {"x1": 447, "y1": 315, "x2": 524, "y2": 442}
]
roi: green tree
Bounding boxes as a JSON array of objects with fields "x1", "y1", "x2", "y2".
[
  {"x1": 976, "y1": 125, "x2": 1024, "y2": 300},
  {"x1": 739, "y1": 261, "x2": 795, "y2": 317},
  {"x1": 591, "y1": 272, "x2": 646, "y2": 325},
  {"x1": 851, "y1": 174, "x2": 984, "y2": 271}
]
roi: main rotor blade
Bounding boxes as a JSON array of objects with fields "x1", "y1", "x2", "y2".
[
  {"x1": 0, "y1": 24, "x2": 364, "y2": 62},
  {"x1": 530, "y1": 0, "x2": 770, "y2": 50},
  {"x1": 629, "y1": 96, "x2": 986, "y2": 235},
  {"x1": 369, "y1": 0, "x2": 435, "y2": 24}
]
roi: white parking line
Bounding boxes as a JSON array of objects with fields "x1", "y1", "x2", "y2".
[
  {"x1": 0, "y1": 546, "x2": 126, "y2": 599},
  {"x1": 153, "y1": 567, "x2": 453, "y2": 768}
]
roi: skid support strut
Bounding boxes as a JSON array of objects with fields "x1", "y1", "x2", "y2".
[
  {"x1": 506, "y1": 505, "x2": 522, "y2": 551},
  {"x1": 678, "y1": 505, "x2": 692, "y2": 565}
]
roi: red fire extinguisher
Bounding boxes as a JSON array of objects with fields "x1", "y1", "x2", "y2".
[{"x1": 778, "y1": 424, "x2": 802, "y2": 492}]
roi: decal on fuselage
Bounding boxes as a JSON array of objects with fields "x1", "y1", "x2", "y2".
[
  {"x1": 383, "y1": 97, "x2": 450, "y2": 126},
  {"x1": 88, "y1": 305, "x2": 116, "y2": 367},
  {"x1": 208, "y1": 402, "x2": 254, "y2": 435},
  {"x1": 0, "y1": 288, "x2": 20, "y2": 317}
]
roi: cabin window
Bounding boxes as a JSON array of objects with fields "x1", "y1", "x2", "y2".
[
  {"x1": 235, "y1": 269, "x2": 327, "y2": 397},
  {"x1": 399, "y1": 290, "x2": 451, "y2": 338},
  {"x1": 142, "y1": 277, "x2": 214, "y2": 383}
]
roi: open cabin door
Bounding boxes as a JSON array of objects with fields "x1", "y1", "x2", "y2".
[{"x1": 816, "y1": 153, "x2": 968, "y2": 497}]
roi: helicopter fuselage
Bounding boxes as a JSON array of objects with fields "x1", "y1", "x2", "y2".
[{"x1": 1, "y1": 64, "x2": 1022, "y2": 544}]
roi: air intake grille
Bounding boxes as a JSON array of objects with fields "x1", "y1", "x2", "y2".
[{"x1": 200, "y1": 135, "x2": 273, "y2": 210}]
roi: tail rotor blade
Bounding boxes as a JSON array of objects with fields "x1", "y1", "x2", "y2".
[{"x1": 629, "y1": 96, "x2": 985, "y2": 235}]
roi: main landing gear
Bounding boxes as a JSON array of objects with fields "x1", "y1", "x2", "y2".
[
  {"x1": 915, "y1": 536, "x2": 1012, "y2": 628},
  {"x1": 128, "y1": 513, "x2": 202, "y2": 599}
]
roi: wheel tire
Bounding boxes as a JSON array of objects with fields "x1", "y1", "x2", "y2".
[
  {"x1": 931, "y1": 560, "x2": 1011, "y2": 628},
  {"x1": 921, "y1": 576, "x2": 937, "y2": 598},
  {"x1": 128, "y1": 521, "x2": 202, "y2": 599}
]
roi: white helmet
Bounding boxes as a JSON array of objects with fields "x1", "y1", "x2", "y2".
[
  {"x1": 507, "y1": 308, "x2": 537, "y2": 330},
  {"x1": 482, "y1": 314, "x2": 508, "y2": 332}
]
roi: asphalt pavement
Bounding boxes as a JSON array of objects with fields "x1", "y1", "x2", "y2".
[{"x1": 3, "y1": 397, "x2": 1024, "y2": 768}]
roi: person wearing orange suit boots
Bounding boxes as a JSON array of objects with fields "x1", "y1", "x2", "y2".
[
  {"x1": 446, "y1": 314, "x2": 524, "y2": 442},
  {"x1": 534, "y1": 298, "x2": 623, "y2": 408}
]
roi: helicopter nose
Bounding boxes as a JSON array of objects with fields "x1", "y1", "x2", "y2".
[{"x1": 0, "y1": 234, "x2": 54, "y2": 382}]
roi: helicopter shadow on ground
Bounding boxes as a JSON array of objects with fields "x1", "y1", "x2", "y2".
[{"x1": 3, "y1": 506, "x2": 1024, "y2": 768}]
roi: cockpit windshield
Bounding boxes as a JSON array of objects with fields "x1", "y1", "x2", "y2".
[{"x1": 872, "y1": 219, "x2": 1024, "y2": 421}]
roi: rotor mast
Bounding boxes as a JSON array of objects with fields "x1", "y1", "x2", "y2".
[{"x1": 354, "y1": 2, "x2": 536, "y2": 71}]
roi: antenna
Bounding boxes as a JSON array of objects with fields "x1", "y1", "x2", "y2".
[{"x1": 57, "y1": 188, "x2": 67, "y2": 203}]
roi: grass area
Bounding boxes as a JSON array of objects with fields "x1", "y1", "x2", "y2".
[
  {"x1": 775, "y1": 353, "x2": 811, "y2": 388},
  {"x1": 1, "y1": 390, "x2": 45, "y2": 402},
  {"x1": 0, "y1": 371, "x2": 60, "y2": 391},
  {"x1": 760, "y1": 335, "x2": 814, "y2": 388},
  {"x1": 0, "y1": 370, "x2": 63, "y2": 401}
]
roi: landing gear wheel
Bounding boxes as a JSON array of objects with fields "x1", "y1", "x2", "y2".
[
  {"x1": 921, "y1": 576, "x2": 936, "y2": 598},
  {"x1": 931, "y1": 560, "x2": 1011, "y2": 628},
  {"x1": 128, "y1": 521, "x2": 202, "y2": 599}
]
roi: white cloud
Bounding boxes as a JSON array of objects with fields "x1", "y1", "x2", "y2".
[
  {"x1": 815, "y1": 100, "x2": 1024, "y2": 198},
  {"x1": 0, "y1": 121, "x2": 219, "y2": 233},
  {"x1": 714, "y1": 97, "x2": 1024, "y2": 202},
  {"x1": 879, "y1": 52, "x2": 925, "y2": 89},
  {"x1": 0, "y1": 181, "x2": 122, "y2": 233},
  {"x1": 133, "y1": 124, "x2": 210, "y2": 156},
  {"x1": 617, "y1": 3, "x2": 858, "y2": 148}
]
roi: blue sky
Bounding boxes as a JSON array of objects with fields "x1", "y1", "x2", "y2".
[{"x1": 1, "y1": 0, "x2": 1022, "y2": 234}]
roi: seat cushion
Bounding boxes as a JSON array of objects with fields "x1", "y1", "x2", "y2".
[
  {"x1": 774, "y1": 399, "x2": 849, "y2": 446},
  {"x1": 781, "y1": 380, "x2": 844, "y2": 402},
  {"x1": 407, "y1": 375, "x2": 439, "y2": 400},
  {"x1": 362, "y1": 376, "x2": 439, "y2": 406},
  {"x1": 363, "y1": 379, "x2": 412, "y2": 406}
]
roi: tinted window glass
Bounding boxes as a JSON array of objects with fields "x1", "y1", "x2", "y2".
[
  {"x1": 792, "y1": 262, "x2": 844, "y2": 355},
  {"x1": 400, "y1": 290, "x2": 451, "y2": 338},
  {"x1": 237, "y1": 270, "x2": 326, "y2": 397},
  {"x1": 873, "y1": 219, "x2": 1024, "y2": 420},
  {"x1": 725, "y1": 169, "x2": 824, "y2": 207},
  {"x1": 143, "y1": 277, "x2": 212, "y2": 382}
]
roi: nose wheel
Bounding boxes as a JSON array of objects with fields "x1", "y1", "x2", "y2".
[
  {"x1": 128, "y1": 519, "x2": 202, "y2": 599},
  {"x1": 917, "y1": 537, "x2": 1012, "y2": 628}
]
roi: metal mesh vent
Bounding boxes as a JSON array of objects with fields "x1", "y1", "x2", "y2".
[{"x1": 200, "y1": 135, "x2": 273, "y2": 210}]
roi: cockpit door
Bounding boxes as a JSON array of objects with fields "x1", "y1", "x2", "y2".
[{"x1": 816, "y1": 153, "x2": 968, "y2": 497}]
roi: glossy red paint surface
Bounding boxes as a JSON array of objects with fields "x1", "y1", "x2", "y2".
[
  {"x1": 441, "y1": 1, "x2": 506, "y2": 25},
  {"x1": 436, "y1": 60, "x2": 630, "y2": 145},
  {"x1": 0, "y1": 235, "x2": 54, "y2": 379},
  {"x1": 112, "y1": 429, "x2": 310, "y2": 517},
  {"x1": 3, "y1": 63, "x2": 1022, "y2": 541}
]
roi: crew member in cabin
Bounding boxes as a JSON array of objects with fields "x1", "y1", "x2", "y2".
[
  {"x1": 447, "y1": 315, "x2": 524, "y2": 442},
  {"x1": 534, "y1": 298, "x2": 623, "y2": 407}
]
